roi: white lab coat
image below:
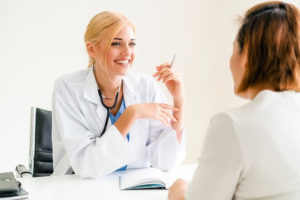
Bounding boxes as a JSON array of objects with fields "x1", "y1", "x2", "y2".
[{"x1": 52, "y1": 68, "x2": 185, "y2": 178}]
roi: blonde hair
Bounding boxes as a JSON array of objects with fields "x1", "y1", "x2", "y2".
[{"x1": 84, "y1": 11, "x2": 136, "y2": 68}]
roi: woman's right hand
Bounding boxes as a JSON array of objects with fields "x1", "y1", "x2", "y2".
[
  {"x1": 114, "y1": 103, "x2": 179, "y2": 138},
  {"x1": 130, "y1": 103, "x2": 179, "y2": 126}
]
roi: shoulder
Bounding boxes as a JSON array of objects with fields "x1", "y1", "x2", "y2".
[
  {"x1": 207, "y1": 110, "x2": 243, "y2": 144},
  {"x1": 208, "y1": 112, "x2": 235, "y2": 134},
  {"x1": 54, "y1": 68, "x2": 91, "y2": 89},
  {"x1": 209, "y1": 90, "x2": 283, "y2": 142},
  {"x1": 223, "y1": 90, "x2": 290, "y2": 122}
]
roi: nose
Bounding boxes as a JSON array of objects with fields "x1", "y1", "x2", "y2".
[{"x1": 121, "y1": 44, "x2": 131, "y2": 56}]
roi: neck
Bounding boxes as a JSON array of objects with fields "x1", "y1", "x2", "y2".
[
  {"x1": 94, "y1": 65, "x2": 122, "y2": 95},
  {"x1": 237, "y1": 86, "x2": 273, "y2": 100}
]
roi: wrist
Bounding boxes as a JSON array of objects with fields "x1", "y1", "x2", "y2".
[
  {"x1": 173, "y1": 98, "x2": 184, "y2": 108},
  {"x1": 173, "y1": 92, "x2": 184, "y2": 105}
]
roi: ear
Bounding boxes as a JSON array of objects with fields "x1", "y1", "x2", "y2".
[{"x1": 86, "y1": 42, "x2": 96, "y2": 58}]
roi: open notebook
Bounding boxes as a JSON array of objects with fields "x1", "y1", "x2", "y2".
[{"x1": 119, "y1": 168, "x2": 170, "y2": 190}]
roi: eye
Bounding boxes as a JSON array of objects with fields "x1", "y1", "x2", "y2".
[
  {"x1": 111, "y1": 42, "x2": 120, "y2": 46},
  {"x1": 129, "y1": 42, "x2": 136, "y2": 47}
]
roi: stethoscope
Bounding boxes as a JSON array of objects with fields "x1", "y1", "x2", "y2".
[
  {"x1": 71, "y1": 84, "x2": 120, "y2": 174},
  {"x1": 97, "y1": 81, "x2": 122, "y2": 137}
]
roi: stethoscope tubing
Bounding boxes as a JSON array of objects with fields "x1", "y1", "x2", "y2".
[{"x1": 97, "y1": 83, "x2": 121, "y2": 137}]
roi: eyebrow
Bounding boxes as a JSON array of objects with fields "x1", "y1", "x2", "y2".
[{"x1": 113, "y1": 38, "x2": 136, "y2": 41}]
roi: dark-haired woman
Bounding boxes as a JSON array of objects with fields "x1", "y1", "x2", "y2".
[{"x1": 168, "y1": 1, "x2": 300, "y2": 200}]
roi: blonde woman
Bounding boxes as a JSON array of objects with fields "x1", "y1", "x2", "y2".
[
  {"x1": 51, "y1": 11, "x2": 185, "y2": 178},
  {"x1": 169, "y1": 1, "x2": 300, "y2": 200}
]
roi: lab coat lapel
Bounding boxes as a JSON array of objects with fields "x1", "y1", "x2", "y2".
[
  {"x1": 83, "y1": 68, "x2": 109, "y2": 128},
  {"x1": 123, "y1": 74, "x2": 139, "y2": 143},
  {"x1": 123, "y1": 74, "x2": 140, "y2": 107}
]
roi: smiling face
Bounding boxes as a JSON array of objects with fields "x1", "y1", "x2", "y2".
[
  {"x1": 89, "y1": 24, "x2": 136, "y2": 79},
  {"x1": 105, "y1": 25, "x2": 136, "y2": 77}
]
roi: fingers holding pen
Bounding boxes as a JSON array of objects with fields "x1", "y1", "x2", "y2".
[
  {"x1": 153, "y1": 62, "x2": 171, "y2": 76},
  {"x1": 154, "y1": 65, "x2": 173, "y2": 77},
  {"x1": 153, "y1": 66, "x2": 168, "y2": 77},
  {"x1": 152, "y1": 61, "x2": 184, "y2": 102},
  {"x1": 153, "y1": 55, "x2": 182, "y2": 87},
  {"x1": 154, "y1": 67, "x2": 180, "y2": 84},
  {"x1": 162, "y1": 73, "x2": 177, "y2": 83},
  {"x1": 154, "y1": 67, "x2": 170, "y2": 81},
  {"x1": 156, "y1": 62, "x2": 171, "y2": 71}
]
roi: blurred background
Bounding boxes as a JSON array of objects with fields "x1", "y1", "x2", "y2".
[{"x1": 0, "y1": 0, "x2": 299, "y2": 171}]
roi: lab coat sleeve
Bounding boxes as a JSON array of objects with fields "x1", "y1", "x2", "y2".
[
  {"x1": 185, "y1": 113, "x2": 243, "y2": 200},
  {"x1": 52, "y1": 78, "x2": 132, "y2": 178},
  {"x1": 146, "y1": 81, "x2": 186, "y2": 171}
]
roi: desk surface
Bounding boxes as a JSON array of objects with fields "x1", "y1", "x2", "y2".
[{"x1": 19, "y1": 164, "x2": 197, "y2": 200}]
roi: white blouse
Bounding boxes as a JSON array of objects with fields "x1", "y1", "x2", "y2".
[{"x1": 186, "y1": 90, "x2": 300, "y2": 200}]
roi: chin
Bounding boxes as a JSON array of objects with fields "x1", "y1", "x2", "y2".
[
  {"x1": 110, "y1": 62, "x2": 132, "y2": 77},
  {"x1": 115, "y1": 68, "x2": 131, "y2": 77}
]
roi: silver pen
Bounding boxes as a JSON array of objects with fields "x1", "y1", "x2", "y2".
[{"x1": 170, "y1": 54, "x2": 176, "y2": 68}]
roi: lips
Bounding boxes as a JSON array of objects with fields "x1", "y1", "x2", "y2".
[{"x1": 114, "y1": 59, "x2": 130, "y2": 64}]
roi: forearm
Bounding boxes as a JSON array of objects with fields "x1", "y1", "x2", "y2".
[
  {"x1": 114, "y1": 106, "x2": 137, "y2": 138},
  {"x1": 172, "y1": 97, "x2": 184, "y2": 143}
]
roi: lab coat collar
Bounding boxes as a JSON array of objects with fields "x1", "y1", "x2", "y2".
[
  {"x1": 83, "y1": 68, "x2": 100, "y2": 105},
  {"x1": 83, "y1": 68, "x2": 140, "y2": 106}
]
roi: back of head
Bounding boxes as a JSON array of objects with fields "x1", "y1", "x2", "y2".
[
  {"x1": 236, "y1": 1, "x2": 300, "y2": 92},
  {"x1": 84, "y1": 11, "x2": 135, "y2": 68}
]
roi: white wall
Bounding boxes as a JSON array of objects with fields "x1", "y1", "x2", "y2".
[{"x1": 0, "y1": 0, "x2": 299, "y2": 172}]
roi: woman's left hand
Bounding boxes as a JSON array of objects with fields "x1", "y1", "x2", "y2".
[
  {"x1": 153, "y1": 62, "x2": 184, "y2": 142},
  {"x1": 168, "y1": 178, "x2": 188, "y2": 200},
  {"x1": 153, "y1": 62, "x2": 184, "y2": 102}
]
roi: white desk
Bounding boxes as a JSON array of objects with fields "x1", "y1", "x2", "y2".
[{"x1": 19, "y1": 164, "x2": 197, "y2": 200}]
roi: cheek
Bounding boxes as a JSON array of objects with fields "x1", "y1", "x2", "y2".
[
  {"x1": 106, "y1": 49, "x2": 117, "y2": 61},
  {"x1": 131, "y1": 49, "x2": 136, "y2": 62},
  {"x1": 230, "y1": 55, "x2": 237, "y2": 78},
  {"x1": 230, "y1": 55, "x2": 234, "y2": 74},
  {"x1": 230, "y1": 55, "x2": 241, "y2": 86}
]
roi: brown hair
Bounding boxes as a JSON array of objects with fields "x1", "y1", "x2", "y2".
[{"x1": 236, "y1": 1, "x2": 300, "y2": 92}]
